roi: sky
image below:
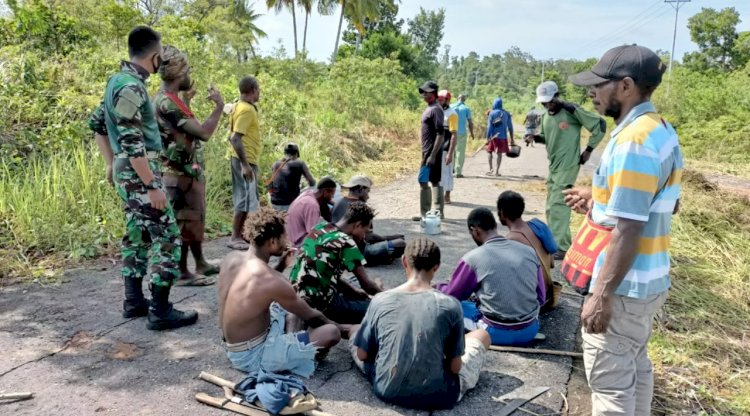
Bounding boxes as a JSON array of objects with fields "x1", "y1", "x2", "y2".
[{"x1": 252, "y1": 0, "x2": 750, "y2": 62}]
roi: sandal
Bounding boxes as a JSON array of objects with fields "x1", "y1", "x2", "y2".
[
  {"x1": 196, "y1": 264, "x2": 220, "y2": 276},
  {"x1": 175, "y1": 274, "x2": 216, "y2": 286},
  {"x1": 227, "y1": 240, "x2": 250, "y2": 251}
]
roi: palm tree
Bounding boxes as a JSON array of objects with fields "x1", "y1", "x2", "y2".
[
  {"x1": 298, "y1": 0, "x2": 331, "y2": 55},
  {"x1": 267, "y1": 0, "x2": 298, "y2": 56},
  {"x1": 323, "y1": 0, "x2": 380, "y2": 64},
  {"x1": 231, "y1": 1, "x2": 268, "y2": 61}
]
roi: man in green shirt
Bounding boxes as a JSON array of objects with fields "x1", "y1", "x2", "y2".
[
  {"x1": 89, "y1": 27, "x2": 197, "y2": 330},
  {"x1": 289, "y1": 201, "x2": 383, "y2": 325},
  {"x1": 536, "y1": 81, "x2": 606, "y2": 259}
]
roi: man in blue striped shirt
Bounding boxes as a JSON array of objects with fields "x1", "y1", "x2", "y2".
[{"x1": 565, "y1": 45, "x2": 683, "y2": 415}]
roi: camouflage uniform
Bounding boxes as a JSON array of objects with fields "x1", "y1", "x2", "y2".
[
  {"x1": 154, "y1": 91, "x2": 207, "y2": 242},
  {"x1": 89, "y1": 61, "x2": 181, "y2": 288},
  {"x1": 289, "y1": 222, "x2": 366, "y2": 315}
]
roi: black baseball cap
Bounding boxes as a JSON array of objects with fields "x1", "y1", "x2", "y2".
[
  {"x1": 418, "y1": 81, "x2": 438, "y2": 94},
  {"x1": 569, "y1": 44, "x2": 667, "y2": 87}
]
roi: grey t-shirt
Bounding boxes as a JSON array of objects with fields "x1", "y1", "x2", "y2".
[{"x1": 352, "y1": 290, "x2": 464, "y2": 410}]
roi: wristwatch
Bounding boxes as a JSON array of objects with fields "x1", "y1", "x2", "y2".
[{"x1": 145, "y1": 179, "x2": 159, "y2": 190}]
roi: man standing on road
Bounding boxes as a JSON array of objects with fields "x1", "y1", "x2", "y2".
[
  {"x1": 228, "y1": 76, "x2": 262, "y2": 251},
  {"x1": 523, "y1": 107, "x2": 541, "y2": 147},
  {"x1": 565, "y1": 44, "x2": 682, "y2": 415},
  {"x1": 438, "y1": 90, "x2": 458, "y2": 205},
  {"x1": 155, "y1": 45, "x2": 225, "y2": 286},
  {"x1": 452, "y1": 94, "x2": 475, "y2": 178},
  {"x1": 413, "y1": 81, "x2": 445, "y2": 221},
  {"x1": 88, "y1": 26, "x2": 197, "y2": 330},
  {"x1": 536, "y1": 80, "x2": 606, "y2": 259}
]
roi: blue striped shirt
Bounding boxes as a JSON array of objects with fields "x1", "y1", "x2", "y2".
[{"x1": 590, "y1": 101, "x2": 683, "y2": 299}]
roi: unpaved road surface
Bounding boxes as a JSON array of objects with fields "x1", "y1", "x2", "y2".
[{"x1": 1, "y1": 143, "x2": 589, "y2": 415}]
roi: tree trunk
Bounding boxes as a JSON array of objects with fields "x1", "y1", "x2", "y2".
[
  {"x1": 291, "y1": 4, "x2": 298, "y2": 57},
  {"x1": 355, "y1": 32, "x2": 361, "y2": 53},
  {"x1": 302, "y1": 12, "x2": 309, "y2": 54},
  {"x1": 331, "y1": 0, "x2": 346, "y2": 64}
]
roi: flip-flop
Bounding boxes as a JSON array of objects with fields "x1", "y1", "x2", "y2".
[
  {"x1": 175, "y1": 274, "x2": 216, "y2": 286},
  {"x1": 196, "y1": 264, "x2": 220, "y2": 276},
  {"x1": 495, "y1": 172, "x2": 502, "y2": 177},
  {"x1": 485, "y1": 171, "x2": 494, "y2": 176},
  {"x1": 227, "y1": 240, "x2": 250, "y2": 251}
]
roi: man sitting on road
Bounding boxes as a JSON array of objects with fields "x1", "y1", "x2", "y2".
[
  {"x1": 268, "y1": 143, "x2": 316, "y2": 212},
  {"x1": 289, "y1": 202, "x2": 383, "y2": 324},
  {"x1": 331, "y1": 175, "x2": 406, "y2": 266},
  {"x1": 285, "y1": 177, "x2": 337, "y2": 247},
  {"x1": 218, "y1": 208, "x2": 342, "y2": 377},
  {"x1": 497, "y1": 190, "x2": 558, "y2": 311},
  {"x1": 438, "y1": 208, "x2": 545, "y2": 346},
  {"x1": 351, "y1": 237, "x2": 490, "y2": 410}
]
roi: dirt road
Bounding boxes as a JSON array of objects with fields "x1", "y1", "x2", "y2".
[{"x1": 0, "y1": 142, "x2": 587, "y2": 415}]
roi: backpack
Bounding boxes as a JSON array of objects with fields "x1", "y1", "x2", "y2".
[{"x1": 490, "y1": 110, "x2": 506, "y2": 127}]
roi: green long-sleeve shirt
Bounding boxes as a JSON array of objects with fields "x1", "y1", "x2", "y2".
[{"x1": 539, "y1": 102, "x2": 606, "y2": 171}]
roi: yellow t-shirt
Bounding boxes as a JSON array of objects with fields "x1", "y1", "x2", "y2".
[
  {"x1": 448, "y1": 112, "x2": 458, "y2": 133},
  {"x1": 229, "y1": 101, "x2": 261, "y2": 165}
]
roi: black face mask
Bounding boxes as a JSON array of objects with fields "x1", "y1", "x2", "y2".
[{"x1": 151, "y1": 54, "x2": 164, "y2": 74}]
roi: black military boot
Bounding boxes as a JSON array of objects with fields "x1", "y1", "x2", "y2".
[
  {"x1": 146, "y1": 284, "x2": 198, "y2": 331},
  {"x1": 122, "y1": 277, "x2": 150, "y2": 318}
]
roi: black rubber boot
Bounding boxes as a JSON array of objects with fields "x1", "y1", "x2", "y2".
[
  {"x1": 146, "y1": 284, "x2": 198, "y2": 331},
  {"x1": 122, "y1": 277, "x2": 150, "y2": 319}
]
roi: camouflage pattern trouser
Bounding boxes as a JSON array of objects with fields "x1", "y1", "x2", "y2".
[{"x1": 114, "y1": 157, "x2": 181, "y2": 287}]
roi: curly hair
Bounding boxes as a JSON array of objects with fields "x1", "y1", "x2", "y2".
[
  {"x1": 341, "y1": 201, "x2": 376, "y2": 226},
  {"x1": 242, "y1": 207, "x2": 287, "y2": 247},
  {"x1": 404, "y1": 237, "x2": 441, "y2": 271}
]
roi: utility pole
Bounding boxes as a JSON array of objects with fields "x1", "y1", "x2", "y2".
[
  {"x1": 541, "y1": 61, "x2": 545, "y2": 83},
  {"x1": 665, "y1": 0, "x2": 690, "y2": 94},
  {"x1": 473, "y1": 68, "x2": 480, "y2": 97}
]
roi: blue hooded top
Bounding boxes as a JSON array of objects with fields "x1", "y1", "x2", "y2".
[{"x1": 486, "y1": 97, "x2": 513, "y2": 140}]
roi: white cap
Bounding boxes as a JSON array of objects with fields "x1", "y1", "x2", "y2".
[{"x1": 536, "y1": 81, "x2": 559, "y2": 103}]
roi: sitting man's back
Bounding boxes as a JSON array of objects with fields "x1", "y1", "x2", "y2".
[
  {"x1": 219, "y1": 208, "x2": 342, "y2": 378},
  {"x1": 351, "y1": 238, "x2": 490, "y2": 410},
  {"x1": 439, "y1": 208, "x2": 544, "y2": 346}
]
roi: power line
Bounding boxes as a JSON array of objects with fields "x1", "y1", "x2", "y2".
[
  {"x1": 571, "y1": 4, "x2": 673, "y2": 58},
  {"x1": 566, "y1": 0, "x2": 666, "y2": 57}
]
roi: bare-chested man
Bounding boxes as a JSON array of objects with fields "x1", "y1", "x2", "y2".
[{"x1": 219, "y1": 207, "x2": 342, "y2": 377}]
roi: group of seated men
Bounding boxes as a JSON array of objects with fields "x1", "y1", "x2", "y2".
[{"x1": 218, "y1": 182, "x2": 558, "y2": 410}]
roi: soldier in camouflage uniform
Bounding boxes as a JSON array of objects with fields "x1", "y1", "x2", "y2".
[
  {"x1": 88, "y1": 26, "x2": 197, "y2": 330},
  {"x1": 154, "y1": 45, "x2": 225, "y2": 286},
  {"x1": 289, "y1": 201, "x2": 383, "y2": 324}
]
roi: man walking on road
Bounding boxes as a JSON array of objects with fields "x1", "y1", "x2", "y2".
[
  {"x1": 88, "y1": 26, "x2": 197, "y2": 330},
  {"x1": 413, "y1": 81, "x2": 445, "y2": 221},
  {"x1": 155, "y1": 45, "x2": 225, "y2": 286},
  {"x1": 536, "y1": 80, "x2": 605, "y2": 259},
  {"x1": 565, "y1": 44, "x2": 682, "y2": 415},
  {"x1": 452, "y1": 94, "x2": 475, "y2": 178},
  {"x1": 485, "y1": 98, "x2": 515, "y2": 177},
  {"x1": 228, "y1": 76, "x2": 262, "y2": 250}
]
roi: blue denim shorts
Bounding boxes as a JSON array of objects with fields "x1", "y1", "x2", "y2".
[{"x1": 226, "y1": 303, "x2": 318, "y2": 378}]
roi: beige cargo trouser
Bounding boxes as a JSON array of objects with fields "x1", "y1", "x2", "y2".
[{"x1": 582, "y1": 291, "x2": 668, "y2": 416}]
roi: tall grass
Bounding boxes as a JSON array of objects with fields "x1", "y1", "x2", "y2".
[{"x1": 649, "y1": 171, "x2": 750, "y2": 414}]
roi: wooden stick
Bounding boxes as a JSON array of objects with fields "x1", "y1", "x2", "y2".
[
  {"x1": 0, "y1": 392, "x2": 33, "y2": 400},
  {"x1": 489, "y1": 345, "x2": 583, "y2": 358},
  {"x1": 199, "y1": 371, "x2": 237, "y2": 389}
]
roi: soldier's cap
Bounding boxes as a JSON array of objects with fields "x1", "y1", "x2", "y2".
[
  {"x1": 342, "y1": 175, "x2": 372, "y2": 189},
  {"x1": 569, "y1": 44, "x2": 667, "y2": 87},
  {"x1": 317, "y1": 177, "x2": 337, "y2": 190},
  {"x1": 418, "y1": 81, "x2": 439, "y2": 94}
]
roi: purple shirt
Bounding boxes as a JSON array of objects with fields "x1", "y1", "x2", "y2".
[
  {"x1": 437, "y1": 236, "x2": 545, "y2": 325},
  {"x1": 286, "y1": 190, "x2": 322, "y2": 247}
]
